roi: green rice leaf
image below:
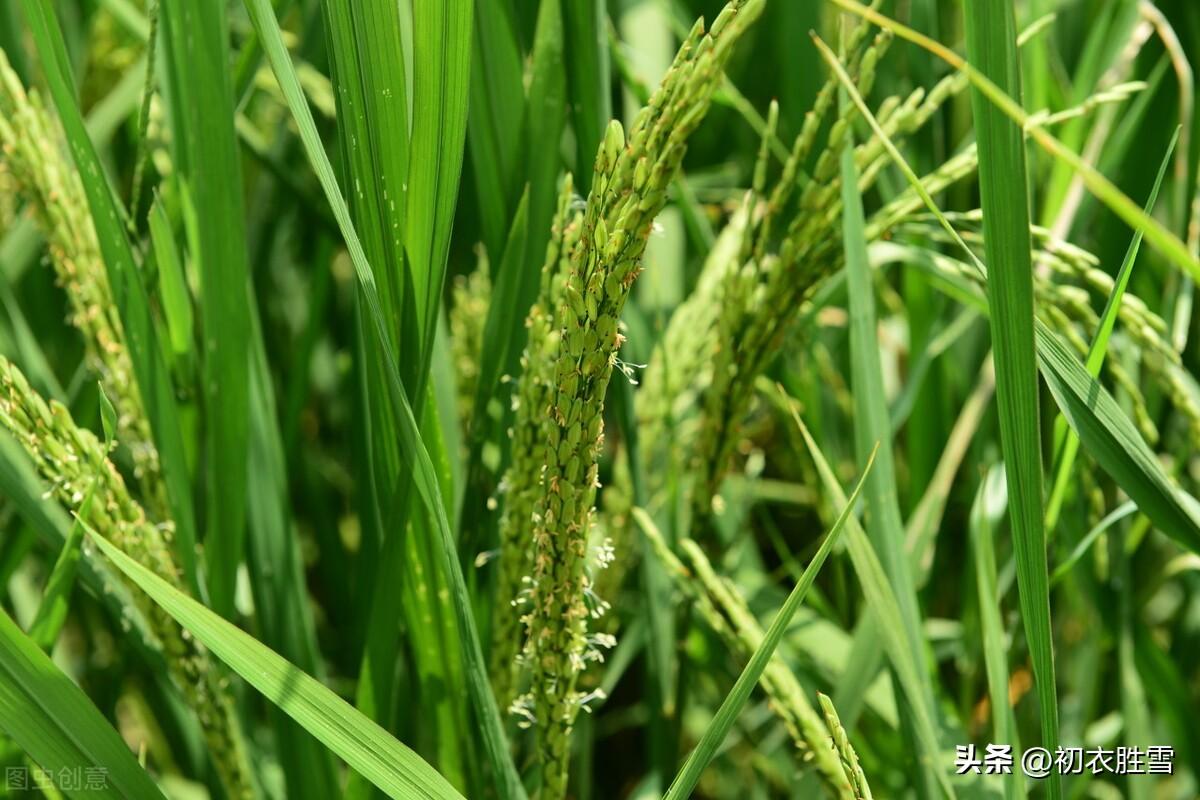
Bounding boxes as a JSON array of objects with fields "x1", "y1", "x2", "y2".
[
  {"x1": 514, "y1": 0, "x2": 567, "y2": 365},
  {"x1": 963, "y1": 8, "x2": 1059, "y2": 794},
  {"x1": 406, "y1": 0, "x2": 472, "y2": 381},
  {"x1": 969, "y1": 466, "x2": 1025, "y2": 800},
  {"x1": 783, "y1": 398, "x2": 954, "y2": 798},
  {"x1": 1045, "y1": 130, "x2": 1177, "y2": 533},
  {"x1": 470, "y1": 187, "x2": 529, "y2": 437},
  {"x1": 158, "y1": 0, "x2": 252, "y2": 616},
  {"x1": 238, "y1": 2, "x2": 524, "y2": 797},
  {"x1": 1036, "y1": 320, "x2": 1200, "y2": 555},
  {"x1": 86, "y1": 527, "x2": 465, "y2": 800},
  {"x1": 246, "y1": 303, "x2": 342, "y2": 800},
  {"x1": 1050, "y1": 502, "x2": 1136, "y2": 586},
  {"x1": 147, "y1": 197, "x2": 194, "y2": 364},
  {"x1": 839, "y1": 115, "x2": 939, "y2": 798},
  {"x1": 467, "y1": 0, "x2": 523, "y2": 257},
  {"x1": 0, "y1": 606, "x2": 163, "y2": 799},
  {"x1": 562, "y1": 0, "x2": 610, "y2": 190},
  {"x1": 26, "y1": 483, "x2": 95, "y2": 652},
  {"x1": 320, "y1": 0, "x2": 412, "y2": 376},
  {"x1": 662, "y1": 443, "x2": 877, "y2": 800},
  {"x1": 320, "y1": 2, "x2": 423, "y2": 769}
]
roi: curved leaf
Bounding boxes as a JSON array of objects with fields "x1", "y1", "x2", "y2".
[
  {"x1": 0, "y1": 608, "x2": 163, "y2": 799},
  {"x1": 86, "y1": 528, "x2": 465, "y2": 800}
]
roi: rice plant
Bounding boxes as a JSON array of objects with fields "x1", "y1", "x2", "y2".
[{"x1": 1, "y1": 1, "x2": 1199, "y2": 799}]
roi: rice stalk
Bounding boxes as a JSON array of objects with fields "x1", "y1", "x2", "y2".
[
  {"x1": 497, "y1": 2, "x2": 766, "y2": 793},
  {"x1": 0, "y1": 356, "x2": 255, "y2": 799},
  {"x1": 0, "y1": 51, "x2": 165, "y2": 511}
]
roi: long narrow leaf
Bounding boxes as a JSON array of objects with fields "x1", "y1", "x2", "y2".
[
  {"x1": 969, "y1": 467, "x2": 1025, "y2": 800},
  {"x1": 159, "y1": 0, "x2": 252, "y2": 615},
  {"x1": 1045, "y1": 130, "x2": 1178, "y2": 531},
  {"x1": 961, "y1": 8, "x2": 1060, "y2": 798},
  {"x1": 238, "y1": 3, "x2": 524, "y2": 797},
  {"x1": 87, "y1": 527, "x2": 464, "y2": 800},
  {"x1": 840, "y1": 120, "x2": 938, "y2": 797},
  {"x1": 663, "y1": 444, "x2": 878, "y2": 800},
  {"x1": 782, "y1": 397, "x2": 954, "y2": 797},
  {"x1": 26, "y1": 487, "x2": 94, "y2": 651},
  {"x1": 407, "y1": 0, "x2": 472, "y2": 384},
  {"x1": 0, "y1": 607, "x2": 163, "y2": 799},
  {"x1": 1036, "y1": 320, "x2": 1200, "y2": 554}
]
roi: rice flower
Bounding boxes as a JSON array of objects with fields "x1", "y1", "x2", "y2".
[
  {"x1": 0, "y1": 51, "x2": 164, "y2": 506},
  {"x1": 0, "y1": 356, "x2": 255, "y2": 799},
  {"x1": 498, "y1": 2, "x2": 766, "y2": 794}
]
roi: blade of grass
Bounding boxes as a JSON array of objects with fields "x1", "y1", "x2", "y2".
[
  {"x1": 87, "y1": 526, "x2": 465, "y2": 800},
  {"x1": 239, "y1": 2, "x2": 524, "y2": 797},
  {"x1": 513, "y1": 0, "x2": 566, "y2": 371},
  {"x1": 780, "y1": 396, "x2": 954, "y2": 798},
  {"x1": 17, "y1": 0, "x2": 198, "y2": 594},
  {"x1": 907, "y1": 356, "x2": 997, "y2": 585},
  {"x1": 1036, "y1": 320, "x2": 1200, "y2": 553},
  {"x1": 319, "y1": 4, "x2": 477, "y2": 792},
  {"x1": 1115, "y1": 523, "x2": 1151, "y2": 800},
  {"x1": 1049, "y1": 502, "x2": 1136, "y2": 586},
  {"x1": 0, "y1": 607, "x2": 164, "y2": 799},
  {"x1": 962, "y1": 8, "x2": 1059, "y2": 792},
  {"x1": 469, "y1": 188, "x2": 530, "y2": 440},
  {"x1": 1045, "y1": 129, "x2": 1177, "y2": 533},
  {"x1": 466, "y1": 0, "x2": 523, "y2": 257},
  {"x1": 839, "y1": 110, "x2": 938, "y2": 799},
  {"x1": 320, "y1": 0, "x2": 411, "y2": 372},
  {"x1": 26, "y1": 489, "x2": 93, "y2": 652},
  {"x1": 406, "y1": 0, "x2": 472, "y2": 389},
  {"x1": 319, "y1": 2, "x2": 430, "y2": 778},
  {"x1": 146, "y1": 196, "x2": 194, "y2": 365},
  {"x1": 24, "y1": 387, "x2": 112, "y2": 653},
  {"x1": 245, "y1": 301, "x2": 342, "y2": 800},
  {"x1": 0, "y1": 0, "x2": 29, "y2": 82},
  {"x1": 159, "y1": 0, "x2": 253, "y2": 617},
  {"x1": 562, "y1": 0, "x2": 611, "y2": 191},
  {"x1": 662, "y1": 444, "x2": 877, "y2": 800}
]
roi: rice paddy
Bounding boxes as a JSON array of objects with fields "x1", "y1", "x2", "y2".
[{"x1": 0, "y1": 0, "x2": 1198, "y2": 798}]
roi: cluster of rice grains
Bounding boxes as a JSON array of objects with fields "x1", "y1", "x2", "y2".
[
  {"x1": 491, "y1": 1, "x2": 766, "y2": 795},
  {"x1": 0, "y1": 54, "x2": 254, "y2": 800},
  {"x1": 894, "y1": 212, "x2": 1200, "y2": 446},
  {"x1": 0, "y1": 52, "x2": 163, "y2": 503},
  {"x1": 632, "y1": 15, "x2": 958, "y2": 538},
  {"x1": 0, "y1": 358, "x2": 255, "y2": 798}
]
